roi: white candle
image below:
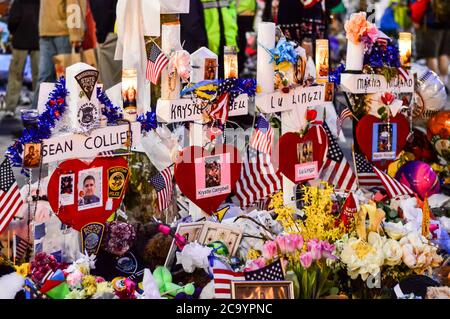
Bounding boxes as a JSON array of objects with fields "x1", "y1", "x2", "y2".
[
  {"x1": 224, "y1": 46, "x2": 238, "y2": 78},
  {"x1": 257, "y1": 22, "x2": 275, "y2": 94},
  {"x1": 315, "y1": 39, "x2": 329, "y2": 84},
  {"x1": 345, "y1": 41, "x2": 365, "y2": 72},
  {"x1": 122, "y1": 68, "x2": 138, "y2": 122},
  {"x1": 161, "y1": 22, "x2": 182, "y2": 100},
  {"x1": 398, "y1": 32, "x2": 412, "y2": 68}
]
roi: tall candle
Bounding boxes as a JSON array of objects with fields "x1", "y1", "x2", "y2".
[
  {"x1": 161, "y1": 22, "x2": 182, "y2": 100},
  {"x1": 315, "y1": 39, "x2": 329, "y2": 84},
  {"x1": 257, "y1": 22, "x2": 276, "y2": 94},
  {"x1": 345, "y1": 41, "x2": 365, "y2": 72},
  {"x1": 224, "y1": 46, "x2": 238, "y2": 78},
  {"x1": 398, "y1": 32, "x2": 412, "y2": 69}
]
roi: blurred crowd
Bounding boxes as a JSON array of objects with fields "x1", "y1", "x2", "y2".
[{"x1": 0, "y1": 0, "x2": 448, "y2": 128}]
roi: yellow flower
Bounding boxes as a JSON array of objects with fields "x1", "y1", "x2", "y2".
[
  {"x1": 15, "y1": 263, "x2": 30, "y2": 277},
  {"x1": 247, "y1": 249, "x2": 260, "y2": 260}
]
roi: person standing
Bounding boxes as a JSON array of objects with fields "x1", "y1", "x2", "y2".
[
  {"x1": 90, "y1": 0, "x2": 122, "y2": 90},
  {"x1": 4, "y1": 0, "x2": 40, "y2": 119},
  {"x1": 411, "y1": 0, "x2": 450, "y2": 90},
  {"x1": 236, "y1": 0, "x2": 256, "y2": 76},
  {"x1": 33, "y1": 0, "x2": 86, "y2": 108}
]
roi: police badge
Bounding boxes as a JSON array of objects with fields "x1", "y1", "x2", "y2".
[{"x1": 81, "y1": 222, "x2": 105, "y2": 256}]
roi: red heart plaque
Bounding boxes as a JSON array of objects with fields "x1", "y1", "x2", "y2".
[
  {"x1": 174, "y1": 144, "x2": 242, "y2": 214},
  {"x1": 48, "y1": 157, "x2": 129, "y2": 231},
  {"x1": 276, "y1": 125, "x2": 328, "y2": 183},
  {"x1": 356, "y1": 114, "x2": 409, "y2": 170}
]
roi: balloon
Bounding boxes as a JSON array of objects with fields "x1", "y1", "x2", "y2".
[
  {"x1": 395, "y1": 161, "x2": 441, "y2": 199},
  {"x1": 404, "y1": 128, "x2": 436, "y2": 162},
  {"x1": 207, "y1": 241, "x2": 229, "y2": 256},
  {"x1": 411, "y1": 63, "x2": 447, "y2": 126},
  {"x1": 427, "y1": 111, "x2": 450, "y2": 161}
]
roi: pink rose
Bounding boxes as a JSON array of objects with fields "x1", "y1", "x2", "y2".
[
  {"x1": 300, "y1": 252, "x2": 313, "y2": 268},
  {"x1": 286, "y1": 234, "x2": 304, "y2": 252},
  {"x1": 262, "y1": 240, "x2": 278, "y2": 260},
  {"x1": 307, "y1": 239, "x2": 322, "y2": 260}
]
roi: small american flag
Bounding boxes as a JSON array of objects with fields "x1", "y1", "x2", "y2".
[
  {"x1": 209, "y1": 93, "x2": 230, "y2": 125},
  {"x1": 336, "y1": 108, "x2": 353, "y2": 135},
  {"x1": 373, "y1": 166, "x2": 413, "y2": 199},
  {"x1": 319, "y1": 123, "x2": 357, "y2": 192},
  {"x1": 150, "y1": 167, "x2": 173, "y2": 211},
  {"x1": 212, "y1": 268, "x2": 245, "y2": 299},
  {"x1": 0, "y1": 158, "x2": 24, "y2": 234},
  {"x1": 354, "y1": 152, "x2": 383, "y2": 189},
  {"x1": 245, "y1": 259, "x2": 285, "y2": 281},
  {"x1": 13, "y1": 234, "x2": 31, "y2": 261},
  {"x1": 249, "y1": 116, "x2": 274, "y2": 155},
  {"x1": 146, "y1": 43, "x2": 169, "y2": 85},
  {"x1": 234, "y1": 149, "x2": 282, "y2": 208}
]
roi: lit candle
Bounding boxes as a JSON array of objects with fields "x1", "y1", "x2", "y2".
[
  {"x1": 224, "y1": 46, "x2": 238, "y2": 78},
  {"x1": 122, "y1": 68, "x2": 138, "y2": 122},
  {"x1": 315, "y1": 39, "x2": 329, "y2": 84},
  {"x1": 398, "y1": 32, "x2": 412, "y2": 69}
]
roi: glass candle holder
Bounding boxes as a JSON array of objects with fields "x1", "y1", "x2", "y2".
[
  {"x1": 315, "y1": 39, "x2": 329, "y2": 84},
  {"x1": 224, "y1": 46, "x2": 238, "y2": 78},
  {"x1": 399, "y1": 32, "x2": 412, "y2": 69},
  {"x1": 21, "y1": 109, "x2": 39, "y2": 130},
  {"x1": 122, "y1": 68, "x2": 138, "y2": 122}
]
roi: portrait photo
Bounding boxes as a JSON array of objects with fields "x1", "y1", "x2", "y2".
[
  {"x1": 294, "y1": 55, "x2": 307, "y2": 85},
  {"x1": 205, "y1": 155, "x2": 221, "y2": 188},
  {"x1": 204, "y1": 58, "x2": 217, "y2": 80},
  {"x1": 59, "y1": 173, "x2": 75, "y2": 206},
  {"x1": 372, "y1": 123, "x2": 397, "y2": 161},
  {"x1": 231, "y1": 281, "x2": 294, "y2": 299},
  {"x1": 78, "y1": 167, "x2": 103, "y2": 210},
  {"x1": 297, "y1": 141, "x2": 313, "y2": 163},
  {"x1": 324, "y1": 82, "x2": 334, "y2": 102},
  {"x1": 23, "y1": 143, "x2": 41, "y2": 168}
]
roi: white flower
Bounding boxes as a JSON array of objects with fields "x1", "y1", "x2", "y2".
[
  {"x1": 175, "y1": 242, "x2": 212, "y2": 273},
  {"x1": 382, "y1": 239, "x2": 402, "y2": 266},
  {"x1": 367, "y1": 232, "x2": 385, "y2": 249},
  {"x1": 384, "y1": 221, "x2": 408, "y2": 240}
]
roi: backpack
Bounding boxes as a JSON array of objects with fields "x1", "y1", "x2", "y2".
[{"x1": 432, "y1": 0, "x2": 450, "y2": 23}]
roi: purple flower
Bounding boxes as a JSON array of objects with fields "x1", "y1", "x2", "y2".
[
  {"x1": 320, "y1": 240, "x2": 337, "y2": 260},
  {"x1": 300, "y1": 252, "x2": 313, "y2": 268}
]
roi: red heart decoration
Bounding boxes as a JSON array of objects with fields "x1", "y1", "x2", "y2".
[
  {"x1": 174, "y1": 144, "x2": 242, "y2": 214},
  {"x1": 276, "y1": 125, "x2": 328, "y2": 183},
  {"x1": 48, "y1": 157, "x2": 129, "y2": 231},
  {"x1": 356, "y1": 114, "x2": 409, "y2": 170}
]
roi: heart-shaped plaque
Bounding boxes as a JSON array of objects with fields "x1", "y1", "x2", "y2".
[
  {"x1": 48, "y1": 157, "x2": 129, "y2": 230},
  {"x1": 277, "y1": 125, "x2": 328, "y2": 183},
  {"x1": 174, "y1": 144, "x2": 242, "y2": 214},
  {"x1": 356, "y1": 114, "x2": 409, "y2": 170}
]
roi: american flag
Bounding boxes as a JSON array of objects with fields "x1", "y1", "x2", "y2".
[
  {"x1": 373, "y1": 166, "x2": 413, "y2": 199},
  {"x1": 209, "y1": 93, "x2": 230, "y2": 125},
  {"x1": 13, "y1": 234, "x2": 31, "y2": 261},
  {"x1": 234, "y1": 149, "x2": 282, "y2": 208},
  {"x1": 0, "y1": 158, "x2": 24, "y2": 234},
  {"x1": 212, "y1": 268, "x2": 245, "y2": 299},
  {"x1": 150, "y1": 167, "x2": 173, "y2": 211},
  {"x1": 336, "y1": 108, "x2": 353, "y2": 135},
  {"x1": 354, "y1": 152, "x2": 383, "y2": 189},
  {"x1": 245, "y1": 259, "x2": 285, "y2": 281},
  {"x1": 249, "y1": 116, "x2": 274, "y2": 155},
  {"x1": 146, "y1": 42, "x2": 169, "y2": 85},
  {"x1": 319, "y1": 123, "x2": 357, "y2": 192}
]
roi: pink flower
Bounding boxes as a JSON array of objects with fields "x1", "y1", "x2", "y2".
[
  {"x1": 286, "y1": 234, "x2": 304, "y2": 252},
  {"x1": 275, "y1": 235, "x2": 290, "y2": 254},
  {"x1": 320, "y1": 240, "x2": 337, "y2": 260},
  {"x1": 344, "y1": 12, "x2": 369, "y2": 44},
  {"x1": 245, "y1": 257, "x2": 267, "y2": 271},
  {"x1": 307, "y1": 239, "x2": 322, "y2": 260},
  {"x1": 366, "y1": 24, "x2": 379, "y2": 43},
  {"x1": 262, "y1": 240, "x2": 278, "y2": 260},
  {"x1": 66, "y1": 269, "x2": 84, "y2": 287},
  {"x1": 300, "y1": 252, "x2": 313, "y2": 268}
]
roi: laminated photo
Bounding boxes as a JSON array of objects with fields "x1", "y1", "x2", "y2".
[
  {"x1": 372, "y1": 123, "x2": 397, "y2": 161},
  {"x1": 195, "y1": 153, "x2": 231, "y2": 199},
  {"x1": 78, "y1": 167, "x2": 103, "y2": 210},
  {"x1": 59, "y1": 173, "x2": 75, "y2": 206}
]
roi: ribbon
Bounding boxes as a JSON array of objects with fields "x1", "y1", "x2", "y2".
[{"x1": 168, "y1": 50, "x2": 192, "y2": 82}]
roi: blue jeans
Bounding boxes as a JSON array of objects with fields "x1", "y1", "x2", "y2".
[{"x1": 32, "y1": 36, "x2": 71, "y2": 108}]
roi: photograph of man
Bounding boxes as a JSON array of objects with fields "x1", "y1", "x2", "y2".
[
  {"x1": 377, "y1": 124, "x2": 393, "y2": 152},
  {"x1": 78, "y1": 175, "x2": 101, "y2": 207},
  {"x1": 23, "y1": 144, "x2": 40, "y2": 168}
]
